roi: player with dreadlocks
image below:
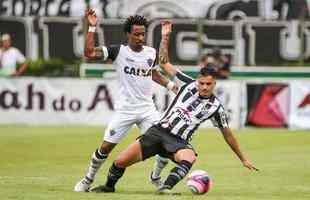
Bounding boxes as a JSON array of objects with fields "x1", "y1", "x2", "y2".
[
  {"x1": 74, "y1": 9, "x2": 177, "y2": 192},
  {"x1": 87, "y1": 20, "x2": 258, "y2": 195}
]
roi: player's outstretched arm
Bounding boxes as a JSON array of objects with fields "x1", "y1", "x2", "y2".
[
  {"x1": 84, "y1": 8, "x2": 105, "y2": 59},
  {"x1": 220, "y1": 127, "x2": 259, "y2": 171},
  {"x1": 152, "y1": 69, "x2": 178, "y2": 94},
  {"x1": 159, "y1": 20, "x2": 177, "y2": 78}
]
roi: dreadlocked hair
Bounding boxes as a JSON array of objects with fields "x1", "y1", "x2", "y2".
[{"x1": 123, "y1": 15, "x2": 148, "y2": 33}]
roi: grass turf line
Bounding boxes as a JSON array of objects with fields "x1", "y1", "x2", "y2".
[{"x1": 0, "y1": 126, "x2": 309, "y2": 200}]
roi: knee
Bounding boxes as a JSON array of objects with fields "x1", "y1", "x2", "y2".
[
  {"x1": 99, "y1": 145, "x2": 111, "y2": 155},
  {"x1": 187, "y1": 151, "x2": 197, "y2": 163},
  {"x1": 174, "y1": 149, "x2": 197, "y2": 164},
  {"x1": 190, "y1": 155, "x2": 197, "y2": 164},
  {"x1": 114, "y1": 159, "x2": 126, "y2": 168},
  {"x1": 185, "y1": 153, "x2": 196, "y2": 164},
  {"x1": 100, "y1": 141, "x2": 116, "y2": 154}
]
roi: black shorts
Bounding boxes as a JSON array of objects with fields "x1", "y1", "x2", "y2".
[{"x1": 138, "y1": 125, "x2": 196, "y2": 162}]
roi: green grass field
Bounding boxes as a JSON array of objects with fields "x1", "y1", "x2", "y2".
[{"x1": 0, "y1": 126, "x2": 309, "y2": 200}]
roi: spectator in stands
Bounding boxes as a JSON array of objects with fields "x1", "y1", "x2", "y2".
[
  {"x1": 263, "y1": 0, "x2": 278, "y2": 20},
  {"x1": 265, "y1": 0, "x2": 299, "y2": 20},
  {"x1": 0, "y1": 34, "x2": 28, "y2": 77},
  {"x1": 273, "y1": 0, "x2": 293, "y2": 20},
  {"x1": 199, "y1": 47, "x2": 231, "y2": 79}
]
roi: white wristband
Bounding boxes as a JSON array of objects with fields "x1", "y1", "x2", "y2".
[
  {"x1": 166, "y1": 81, "x2": 175, "y2": 91},
  {"x1": 88, "y1": 26, "x2": 96, "y2": 33}
]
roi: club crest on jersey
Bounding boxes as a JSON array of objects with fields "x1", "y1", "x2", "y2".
[
  {"x1": 147, "y1": 58, "x2": 154, "y2": 67},
  {"x1": 110, "y1": 129, "x2": 116, "y2": 136},
  {"x1": 201, "y1": 103, "x2": 211, "y2": 113},
  {"x1": 124, "y1": 66, "x2": 152, "y2": 77}
]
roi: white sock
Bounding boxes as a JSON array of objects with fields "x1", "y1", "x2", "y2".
[
  {"x1": 85, "y1": 149, "x2": 108, "y2": 181},
  {"x1": 152, "y1": 155, "x2": 169, "y2": 178}
]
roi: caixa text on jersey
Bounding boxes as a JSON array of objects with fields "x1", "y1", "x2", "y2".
[{"x1": 124, "y1": 66, "x2": 152, "y2": 77}]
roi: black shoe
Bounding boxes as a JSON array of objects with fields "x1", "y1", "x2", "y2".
[{"x1": 90, "y1": 185, "x2": 115, "y2": 193}]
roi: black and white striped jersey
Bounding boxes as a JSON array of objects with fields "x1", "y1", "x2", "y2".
[{"x1": 158, "y1": 70, "x2": 229, "y2": 141}]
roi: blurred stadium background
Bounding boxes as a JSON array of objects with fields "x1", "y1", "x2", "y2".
[{"x1": 0, "y1": 0, "x2": 310, "y2": 199}]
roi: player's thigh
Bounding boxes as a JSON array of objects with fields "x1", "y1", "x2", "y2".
[
  {"x1": 139, "y1": 127, "x2": 163, "y2": 160},
  {"x1": 103, "y1": 112, "x2": 136, "y2": 144},
  {"x1": 174, "y1": 148, "x2": 197, "y2": 163},
  {"x1": 137, "y1": 109, "x2": 160, "y2": 134},
  {"x1": 161, "y1": 133, "x2": 196, "y2": 162},
  {"x1": 114, "y1": 140, "x2": 143, "y2": 168}
]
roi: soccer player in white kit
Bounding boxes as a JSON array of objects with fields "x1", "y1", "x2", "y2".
[{"x1": 74, "y1": 9, "x2": 177, "y2": 192}]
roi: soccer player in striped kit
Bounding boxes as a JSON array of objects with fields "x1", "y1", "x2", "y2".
[
  {"x1": 90, "y1": 21, "x2": 258, "y2": 194},
  {"x1": 74, "y1": 10, "x2": 177, "y2": 192}
]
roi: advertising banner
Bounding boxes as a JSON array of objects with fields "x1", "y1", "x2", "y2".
[
  {"x1": 244, "y1": 82, "x2": 289, "y2": 127},
  {"x1": 0, "y1": 78, "x2": 241, "y2": 128},
  {"x1": 0, "y1": 77, "x2": 117, "y2": 125},
  {"x1": 289, "y1": 81, "x2": 310, "y2": 129}
]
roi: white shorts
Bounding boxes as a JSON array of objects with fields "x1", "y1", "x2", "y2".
[{"x1": 103, "y1": 108, "x2": 160, "y2": 144}]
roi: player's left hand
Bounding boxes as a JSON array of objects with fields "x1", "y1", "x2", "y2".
[
  {"x1": 161, "y1": 20, "x2": 172, "y2": 36},
  {"x1": 242, "y1": 160, "x2": 259, "y2": 171},
  {"x1": 85, "y1": 8, "x2": 97, "y2": 26}
]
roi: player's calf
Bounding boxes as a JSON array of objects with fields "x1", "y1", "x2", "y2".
[
  {"x1": 159, "y1": 160, "x2": 193, "y2": 192},
  {"x1": 150, "y1": 155, "x2": 169, "y2": 188},
  {"x1": 87, "y1": 148, "x2": 108, "y2": 179},
  {"x1": 91, "y1": 162, "x2": 126, "y2": 193},
  {"x1": 74, "y1": 148, "x2": 108, "y2": 192}
]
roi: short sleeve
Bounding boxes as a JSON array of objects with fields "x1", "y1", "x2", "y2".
[
  {"x1": 15, "y1": 49, "x2": 26, "y2": 64},
  {"x1": 152, "y1": 53, "x2": 159, "y2": 69},
  {"x1": 210, "y1": 106, "x2": 229, "y2": 128},
  {"x1": 174, "y1": 70, "x2": 195, "y2": 86},
  {"x1": 102, "y1": 45, "x2": 120, "y2": 61}
]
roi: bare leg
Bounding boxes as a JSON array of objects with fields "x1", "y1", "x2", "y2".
[
  {"x1": 114, "y1": 140, "x2": 143, "y2": 167},
  {"x1": 174, "y1": 149, "x2": 196, "y2": 163},
  {"x1": 99, "y1": 140, "x2": 117, "y2": 154}
]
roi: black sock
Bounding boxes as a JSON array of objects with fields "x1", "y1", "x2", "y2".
[
  {"x1": 105, "y1": 162, "x2": 126, "y2": 188},
  {"x1": 163, "y1": 160, "x2": 192, "y2": 189},
  {"x1": 95, "y1": 148, "x2": 108, "y2": 160}
]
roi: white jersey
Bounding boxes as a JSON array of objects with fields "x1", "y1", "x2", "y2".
[
  {"x1": 102, "y1": 44, "x2": 157, "y2": 111},
  {"x1": 0, "y1": 47, "x2": 26, "y2": 76}
]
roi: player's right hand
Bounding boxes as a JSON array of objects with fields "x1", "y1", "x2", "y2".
[
  {"x1": 85, "y1": 8, "x2": 97, "y2": 26},
  {"x1": 242, "y1": 159, "x2": 259, "y2": 171},
  {"x1": 161, "y1": 20, "x2": 172, "y2": 36}
]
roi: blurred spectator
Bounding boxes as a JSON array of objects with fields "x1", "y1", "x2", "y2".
[
  {"x1": 264, "y1": 0, "x2": 299, "y2": 20},
  {"x1": 273, "y1": 0, "x2": 293, "y2": 20},
  {"x1": 263, "y1": 0, "x2": 278, "y2": 20},
  {"x1": 199, "y1": 47, "x2": 231, "y2": 79},
  {"x1": 0, "y1": 34, "x2": 28, "y2": 77}
]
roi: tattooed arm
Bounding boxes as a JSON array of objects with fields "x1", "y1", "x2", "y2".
[
  {"x1": 159, "y1": 21, "x2": 177, "y2": 77},
  {"x1": 152, "y1": 68, "x2": 178, "y2": 94}
]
